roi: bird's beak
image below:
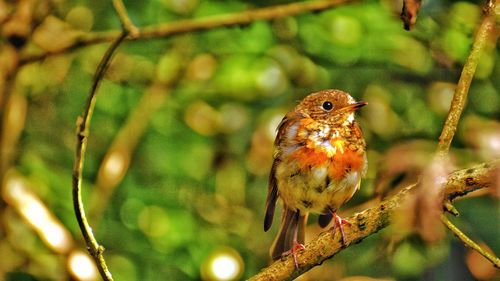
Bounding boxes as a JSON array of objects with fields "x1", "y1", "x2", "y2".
[{"x1": 342, "y1": 101, "x2": 368, "y2": 112}]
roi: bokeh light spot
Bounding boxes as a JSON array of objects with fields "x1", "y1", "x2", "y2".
[
  {"x1": 201, "y1": 247, "x2": 244, "y2": 281},
  {"x1": 68, "y1": 251, "x2": 98, "y2": 281},
  {"x1": 42, "y1": 222, "x2": 72, "y2": 253},
  {"x1": 4, "y1": 173, "x2": 72, "y2": 253},
  {"x1": 212, "y1": 255, "x2": 238, "y2": 280}
]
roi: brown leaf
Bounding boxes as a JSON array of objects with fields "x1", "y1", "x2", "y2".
[
  {"x1": 415, "y1": 156, "x2": 450, "y2": 243},
  {"x1": 374, "y1": 140, "x2": 435, "y2": 198},
  {"x1": 392, "y1": 156, "x2": 451, "y2": 243}
]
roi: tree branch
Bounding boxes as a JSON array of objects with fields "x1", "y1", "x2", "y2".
[
  {"x1": 440, "y1": 214, "x2": 500, "y2": 268},
  {"x1": 72, "y1": 32, "x2": 127, "y2": 281},
  {"x1": 248, "y1": 160, "x2": 498, "y2": 281},
  {"x1": 71, "y1": 2, "x2": 139, "y2": 280},
  {"x1": 436, "y1": 0, "x2": 498, "y2": 156},
  {"x1": 112, "y1": 0, "x2": 139, "y2": 37},
  {"x1": 19, "y1": 0, "x2": 355, "y2": 65},
  {"x1": 431, "y1": 0, "x2": 500, "y2": 267}
]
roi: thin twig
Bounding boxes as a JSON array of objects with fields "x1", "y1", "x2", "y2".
[
  {"x1": 72, "y1": 32, "x2": 127, "y2": 281},
  {"x1": 440, "y1": 214, "x2": 500, "y2": 268},
  {"x1": 72, "y1": 2, "x2": 137, "y2": 279},
  {"x1": 19, "y1": 0, "x2": 355, "y2": 65},
  {"x1": 436, "y1": 0, "x2": 498, "y2": 156},
  {"x1": 112, "y1": 0, "x2": 139, "y2": 37},
  {"x1": 248, "y1": 160, "x2": 498, "y2": 281}
]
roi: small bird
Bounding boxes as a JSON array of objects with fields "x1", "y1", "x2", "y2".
[{"x1": 264, "y1": 89, "x2": 367, "y2": 267}]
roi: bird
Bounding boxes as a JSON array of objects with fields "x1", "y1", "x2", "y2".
[{"x1": 264, "y1": 89, "x2": 367, "y2": 268}]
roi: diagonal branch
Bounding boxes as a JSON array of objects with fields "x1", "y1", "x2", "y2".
[
  {"x1": 248, "y1": 160, "x2": 498, "y2": 281},
  {"x1": 441, "y1": 214, "x2": 500, "y2": 268},
  {"x1": 72, "y1": 31, "x2": 127, "y2": 281},
  {"x1": 432, "y1": 0, "x2": 499, "y2": 268},
  {"x1": 72, "y1": 1, "x2": 139, "y2": 279},
  {"x1": 436, "y1": 0, "x2": 498, "y2": 156},
  {"x1": 19, "y1": 0, "x2": 356, "y2": 65}
]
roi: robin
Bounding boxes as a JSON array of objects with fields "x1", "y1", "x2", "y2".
[{"x1": 264, "y1": 89, "x2": 367, "y2": 268}]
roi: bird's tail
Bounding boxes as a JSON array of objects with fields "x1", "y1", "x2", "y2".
[{"x1": 270, "y1": 207, "x2": 308, "y2": 261}]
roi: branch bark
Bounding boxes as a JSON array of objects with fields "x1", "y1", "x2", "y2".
[
  {"x1": 72, "y1": 32, "x2": 127, "y2": 281},
  {"x1": 19, "y1": 0, "x2": 355, "y2": 65},
  {"x1": 436, "y1": 0, "x2": 498, "y2": 156},
  {"x1": 248, "y1": 160, "x2": 498, "y2": 281},
  {"x1": 112, "y1": 0, "x2": 139, "y2": 37},
  {"x1": 432, "y1": 0, "x2": 499, "y2": 267},
  {"x1": 71, "y1": 0, "x2": 139, "y2": 278},
  {"x1": 441, "y1": 214, "x2": 500, "y2": 267}
]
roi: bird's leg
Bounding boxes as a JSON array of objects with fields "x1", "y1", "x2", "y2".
[
  {"x1": 292, "y1": 223, "x2": 305, "y2": 269},
  {"x1": 329, "y1": 209, "x2": 349, "y2": 245},
  {"x1": 334, "y1": 212, "x2": 349, "y2": 245}
]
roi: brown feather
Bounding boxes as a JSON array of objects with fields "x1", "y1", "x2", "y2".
[
  {"x1": 270, "y1": 207, "x2": 308, "y2": 261},
  {"x1": 274, "y1": 111, "x2": 303, "y2": 146},
  {"x1": 264, "y1": 112, "x2": 302, "y2": 231},
  {"x1": 264, "y1": 160, "x2": 278, "y2": 231}
]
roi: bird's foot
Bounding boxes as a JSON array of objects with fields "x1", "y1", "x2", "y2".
[
  {"x1": 332, "y1": 212, "x2": 349, "y2": 245},
  {"x1": 282, "y1": 242, "x2": 305, "y2": 269}
]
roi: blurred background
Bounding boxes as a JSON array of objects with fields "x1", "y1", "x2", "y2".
[{"x1": 0, "y1": 0, "x2": 499, "y2": 280}]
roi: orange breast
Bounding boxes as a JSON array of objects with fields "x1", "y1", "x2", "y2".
[
  {"x1": 329, "y1": 150, "x2": 364, "y2": 180},
  {"x1": 289, "y1": 147, "x2": 329, "y2": 172}
]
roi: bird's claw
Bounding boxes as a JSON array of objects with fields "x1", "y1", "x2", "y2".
[
  {"x1": 282, "y1": 242, "x2": 305, "y2": 269},
  {"x1": 332, "y1": 213, "x2": 349, "y2": 245}
]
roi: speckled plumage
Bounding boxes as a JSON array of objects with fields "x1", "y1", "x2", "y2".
[{"x1": 264, "y1": 89, "x2": 367, "y2": 262}]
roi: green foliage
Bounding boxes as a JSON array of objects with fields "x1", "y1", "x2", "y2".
[{"x1": 3, "y1": 0, "x2": 498, "y2": 280}]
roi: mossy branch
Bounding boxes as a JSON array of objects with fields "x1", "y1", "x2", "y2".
[
  {"x1": 433, "y1": 0, "x2": 499, "y2": 268},
  {"x1": 248, "y1": 160, "x2": 498, "y2": 281}
]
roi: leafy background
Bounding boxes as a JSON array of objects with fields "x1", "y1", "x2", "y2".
[{"x1": 0, "y1": 0, "x2": 498, "y2": 280}]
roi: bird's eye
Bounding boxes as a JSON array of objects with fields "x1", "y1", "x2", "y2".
[{"x1": 322, "y1": 101, "x2": 333, "y2": 111}]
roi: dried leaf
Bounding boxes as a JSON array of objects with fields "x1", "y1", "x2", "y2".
[
  {"x1": 374, "y1": 140, "x2": 435, "y2": 198},
  {"x1": 392, "y1": 156, "x2": 452, "y2": 243},
  {"x1": 415, "y1": 156, "x2": 450, "y2": 243}
]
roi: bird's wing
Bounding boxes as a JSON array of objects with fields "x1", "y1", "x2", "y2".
[
  {"x1": 264, "y1": 159, "x2": 279, "y2": 231},
  {"x1": 264, "y1": 112, "x2": 302, "y2": 231}
]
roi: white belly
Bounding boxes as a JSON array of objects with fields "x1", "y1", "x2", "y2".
[{"x1": 276, "y1": 161, "x2": 361, "y2": 214}]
